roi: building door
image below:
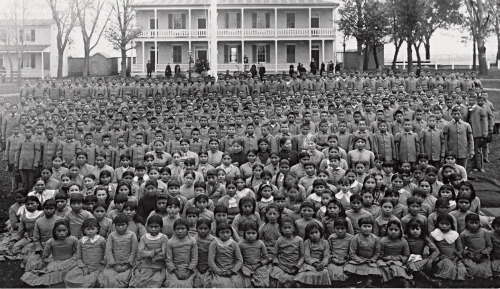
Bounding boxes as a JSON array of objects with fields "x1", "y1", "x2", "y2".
[
  {"x1": 197, "y1": 50, "x2": 207, "y2": 62},
  {"x1": 150, "y1": 50, "x2": 156, "y2": 71},
  {"x1": 311, "y1": 49, "x2": 319, "y2": 67}
]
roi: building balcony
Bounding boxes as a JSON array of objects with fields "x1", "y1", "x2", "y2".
[{"x1": 137, "y1": 28, "x2": 335, "y2": 39}]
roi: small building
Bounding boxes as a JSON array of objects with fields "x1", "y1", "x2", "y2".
[
  {"x1": 0, "y1": 19, "x2": 68, "y2": 78},
  {"x1": 68, "y1": 52, "x2": 122, "y2": 76}
]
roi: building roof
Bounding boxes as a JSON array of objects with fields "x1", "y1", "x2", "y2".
[
  {"x1": 0, "y1": 19, "x2": 54, "y2": 27},
  {"x1": 133, "y1": 0, "x2": 338, "y2": 7},
  {"x1": 0, "y1": 45, "x2": 50, "y2": 52}
]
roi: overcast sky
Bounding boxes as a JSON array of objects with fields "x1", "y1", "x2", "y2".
[{"x1": 1, "y1": 0, "x2": 498, "y2": 64}]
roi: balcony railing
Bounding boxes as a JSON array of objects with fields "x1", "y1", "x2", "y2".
[{"x1": 138, "y1": 28, "x2": 335, "y2": 39}]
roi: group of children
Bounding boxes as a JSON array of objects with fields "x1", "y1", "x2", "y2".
[{"x1": 0, "y1": 69, "x2": 498, "y2": 287}]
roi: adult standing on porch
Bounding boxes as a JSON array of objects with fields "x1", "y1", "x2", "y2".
[
  {"x1": 165, "y1": 63, "x2": 172, "y2": 78},
  {"x1": 146, "y1": 60, "x2": 153, "y2": 78},
  {"x1": 310, "y1": 58, "x2": 317, "y2": 75},
  {"x1": 0, "y1": 66, "x2": 6, "y2": 83}
]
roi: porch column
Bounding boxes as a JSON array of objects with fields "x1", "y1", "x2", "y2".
[
  {"x1": 142, "y1": 41, "x2": 145, "y2": 73},
  {"x1": 322, "y1": 39, "x2": 325, "y2": 63},
  {"x1": 154, "y1": 9, "x2": 158, "y2": 37},
  {"x1": 155, "y1": 40, "x2": 158, "y2": 72},
  {"x1": 308, "y1": 8, "x2": 311, "y2": 37},
  {"x1": 332, "y1": 8, "x2": 336, "y2": 72},
  {"x1": 242, "y1": 40, "x2": 245, "y2": 71},
  {"x1": 275, "y1": 40, "x2": 278, "y2": 73},
  {"x1": 309, "y1": 40, "x2": 312, "y2": 65},
  {"x1": 274, "y1": 8, "x2": 277, "y2": 37},
  {"x1": 188, "y1": 9, "x2": 192, "y2": 31},
  {"x1": 41, "y1": 52, "x2": 44, "y2": 78},
  {"x1": 241, "y1": 8, "x2": 244, "y2": 36}
]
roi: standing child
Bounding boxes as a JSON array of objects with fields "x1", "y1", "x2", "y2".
[
  {"x1": 129, "y1": 214, "x2": 168, "y2": 288},
  {"x1": 164, "y1": 218, "x2": 198, "y2": 288},
  {"x1": 374, "y1": 198, "x2": 401, "y2": 237},
  {"x1": 98, "y1": 214, "x2": 138, "y2": 287},
  {"x1": 377, "y1": 220, "x2": 412, "y2": 287},
  {"x1": 217, "y1": 180, "x2": 241, "y2": 223},
  {"x1": 429, "y1": 213, "x2": 467, "y2": 281},
  {"x1": 345, "y1": 194, "x2": 373, "y2": 234},
  {"x1": 162, "y1": 197, "x2": 181, "y2": 238},
  {"x1": 258, "y1": 203, "x2": 282, "y2": 256},
  {"x1": 327, "y1": 218, "x2": 353, "y2": 282},
  {"x1": 93, "y1": 202, "x2": 112, "y2": 238},
  {"x1": 194, "y1": 219, "x2": 215, "y2": 288},
  {"x1": 64, "y1": 219, "x2": 106, "y2": 288},
  {"x1": 322, "y1": 199, "x2": 354, "y2": 238},
  {"x1": 207, "y1": 222, "x2": 244, "y2": 287},
  {"x1": 450, "y1": 192, "x2": 473, "y2": 234},
  {"x1": 294, "y1": 222, "x2": 331, "y2": 286},
  {"x1": 344, "y1": 217, "x2": 382, "y2": 287},
  {"x1": 404, "y1": 218, "x2": 441, "y2": 287},
  {"x1": 64, "y1": 193, "x2": 95, "y2": 239},
  {"x1": 270, "y1": 217, "x2": 304, "y2": 287},
  {"x1": 55, "y1": 192, "x2": 70, "y2": 218},
  {"x1": 295, "y1": 201, "x2": 323, "y2": 239},
  {"x1": 239, "y1": 221, "x2": 270, "y2": 288},
  {"x1": 232, "y1": 197, "x2": 261, "y2": 238},
  {"x1": 335, "y1": 177, "x2": 353, "y2": 210},
  {"x1": 15, "y1": 125, "x2": 40, "y2": 190},
  {"x1": 460, "y1": 213, "x2": 493, "y2": 279},
  {"x1": 21, "y1": 219, "x2": 78, "y2": 287}
]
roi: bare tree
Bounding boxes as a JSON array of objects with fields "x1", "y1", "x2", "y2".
[
  {"x1": 1, "y1": 0, "x2": 29, "y2": 85},
  {"x1": 106, "y1": 0, "x2": 142, "y2": 77},
  {"x1": 464, "y1": 0, "x2": 492, "y2": 76},
  {"x1": 45, "y1": 0, "x2": 78, "y2": 78},
  {"x1": 75, "y1": 0, "x2": 111, "y2": 77}
]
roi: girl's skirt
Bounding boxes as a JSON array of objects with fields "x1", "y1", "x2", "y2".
[
  {"x1": 97, "y1": 265, "x2": 132, "y2": 288},
  {"x1": 433, "y1": 257, "x2": 467, "y2": 280},
  {"x1": 193, "y1": 269, "x2": 210, "y2": 288},
  {"x1": 64, "y1": 264, "x2": 104, "y2": 288},
  {"x1": 129, "y1": 266, "x2": 165, "y2": 288},
  {"x1": 22, "y1": 252, "x2": 44, "y2": 270},
  {"x1": 269, "y1": 264, "x2": 296, "y2": 285},
  {"x1": 492, "y1": 259, "x2": 500, "y2": 278},
  {"x1": 164, "y1": 268, "x2": 195, "y2": 288},
  {"x1": 207, "y1": 271, "x2": 244, "y2": 288},
  {"x1": 21, "y1": 258, "x2": 77, "y2": 286},
  {"x1": 376, "y1": 260, "x2": 412, "y2": 282},
  {"x1": 241, "y1": 264, "x2": 270, "y2": 287},
  {"x1": 344, "y1": 261, "x2": 382, "y2": 276},
  {"x1": 294, "y1": 263, "x2": 331, "y2": 286},
  {"x1": 462, "y1": 257, "x2": 493, "y2": 279},
  {"x1": 327, "y1": 263, "x2": 349, "y2": 281}
]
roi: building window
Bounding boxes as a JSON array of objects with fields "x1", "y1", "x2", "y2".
[
  {"x1": 286, "y1": 45, "x2": 295, "y2": 63},
  {"x1": 252, "y1": 13, "x2": 270, "y2": 29},
  {"x1": 149, "y1": 19, "x2": 157, "y2": 29},
  {"x1": 173, "y1": 14, "x2": 183, "y2": 29},
  {"x1": 198, "y1": 18, "x2": 206, "y2": 29},
  {"x1": 311, "y1": 13, "x2": 319, "y2": 28},
  {"x1": 173, "y1": 46, "x2": 182, "y2": 63},
  {"x1": 230, "y1": 47, "x2": 238, "y2": 63},
  {"x1": 286, "y1": 13, "x2": 295, "y2": 28},
  {"x1": 257, "y1": 45, "x2": 266, "y2": 63}
]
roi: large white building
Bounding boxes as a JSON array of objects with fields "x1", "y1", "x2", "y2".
[
  {"x1": 131, "y1": 0, "x2": 338, "y2": 75},
  {"x1": 0, "y1": 19, "x2": 68, "y2": 78}
]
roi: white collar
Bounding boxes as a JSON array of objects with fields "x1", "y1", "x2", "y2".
[
  {"x1": 261, "y1": 196, "x2": 274, "y2": 203},
  {"x1": 22, "y1": 208, "x2": 44, "y2": 219},
  {"x1": 216, "y1": 237, "x2": 234, "y2": 247},
  {"x1": 431, "y1": 228, "x2": 459, "y2": 244},
  {"x1": 82, "y1": 235, "x2": 100, "y2": 244},
  {"x1": 350, "y1": 180, "x2": 359, "y2": 188},
  {"x1": 145, "y1": 233, "x2": 164, "y2": 240},
  {"x1": 336, "y1": 191, "x2": 352, "y2": 200}
]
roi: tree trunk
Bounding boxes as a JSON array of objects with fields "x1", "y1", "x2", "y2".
[
  {"x1": 407, "y1": 38, "x2": 414, "y2": 71},
  {"x1": 414, "y1": 42, "x2": 422, "y2": 69},
  {"x1": 363, "y1": 45, "x2": 370, "y2": 70},
  {"x1": 121, "y1": 48, "x2": 127, "y2": 77},
  {"x1": 424, "y1": 35, "x2": 431, "y2": 60},
  {"x1": 83, "y1": 43, "x2": 90, "y2": 77},
  {"x1": 473, "y1": 35, "x2": 477, "y2": 70},
  {"x1": 356, "y1": 39, "x2": 364, "y2": 71},
  {"x1": 496, "y1": 16, "x2": 500, "y2": 61},
  {"x1": 16, "y1": 55, "x2": 22, "y2": 86},
  {"x1": 477, "y1": 37, "x2": 488, "y2": 76},
  {"x1": 373, "y1": 44, "x2": 380, "y2": 69},
  {"x1": 7, "y1": 55, "x2": 13, "y2": 82},
  {"x1": 57, "y1": 47, "x2": 64, "y2": 78},
  {"x1": 392, "y1": 39, "x2": 403, "y2": 71}
]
